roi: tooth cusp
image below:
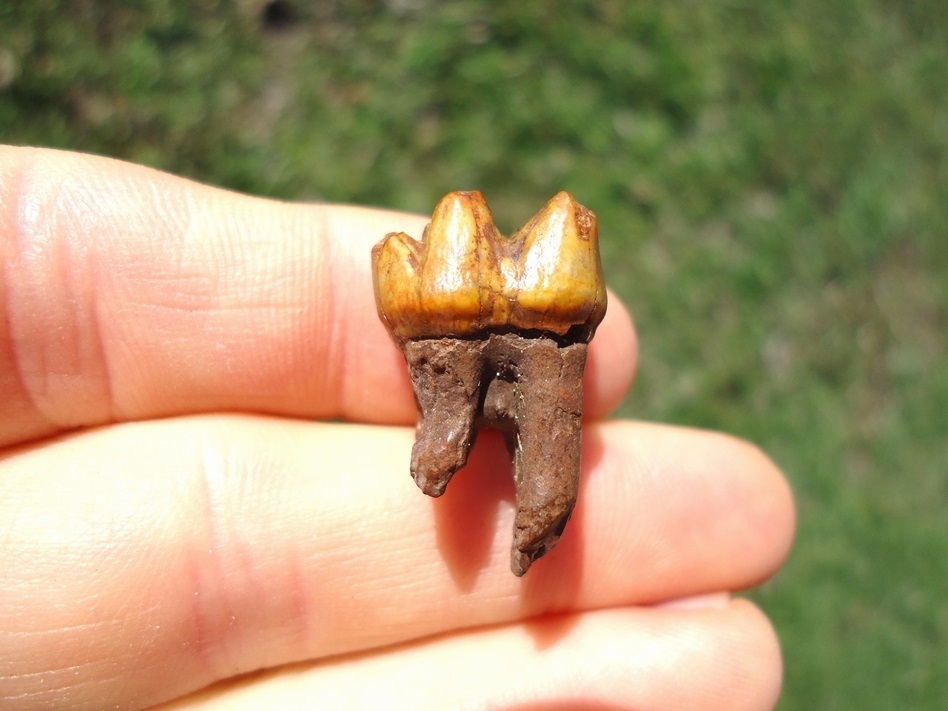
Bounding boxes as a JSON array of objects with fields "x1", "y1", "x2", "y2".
[{"x1": 372, "y1": 191, "x2": 606, "y2": 341}]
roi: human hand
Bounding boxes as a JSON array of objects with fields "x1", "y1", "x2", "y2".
[{"x1": 0, "y1": 147, "x2": 794, "y2": 711}]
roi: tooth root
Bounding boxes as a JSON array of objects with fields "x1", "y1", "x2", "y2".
[
  {"x1": 407, "y1": 333, "x2": 586, "y2": 576},
  {"x1": 404, "y1": 338, "x2": 486, "y2": 497},
  {"x1": 501, "y1": 337, "x2": 586, "y2": 577}
]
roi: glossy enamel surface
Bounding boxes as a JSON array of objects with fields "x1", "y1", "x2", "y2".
[{"x1": 372, "y1": 191, "x2": 607, "y2": 340}]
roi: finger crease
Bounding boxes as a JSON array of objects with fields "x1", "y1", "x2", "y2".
[
  {"x1": 185, "y1": 440, "x2": 242, "y2": 683},
  {"x1": 315, "y1": 209, "x2": 347, "y2": 417}
]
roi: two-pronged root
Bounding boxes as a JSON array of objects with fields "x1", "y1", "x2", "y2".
[
  {"x1": 371, "y1": 190, "x2": 606, "y2": 576},
  {"x1": 404, "y1": 334, "x2": 586, "y2": 576}
]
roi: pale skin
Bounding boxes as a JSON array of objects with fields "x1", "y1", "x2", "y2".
[{"x1": 0, "y1": 147, "x2": 795, "y2": 711}]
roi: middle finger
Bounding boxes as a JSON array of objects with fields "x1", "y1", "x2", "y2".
[{"x1": 0, "y1": 415, "x2": 793, "y2": 710}]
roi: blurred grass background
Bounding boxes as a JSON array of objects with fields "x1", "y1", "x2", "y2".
[{"x1": 2, "y1": 1, "x2": 946, "y2": 707}]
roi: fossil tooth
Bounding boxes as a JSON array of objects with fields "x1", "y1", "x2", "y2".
[{"x1": 371, "y1": 191, "x2": 606, "y2": 576}]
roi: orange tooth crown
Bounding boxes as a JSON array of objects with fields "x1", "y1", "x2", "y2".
[{"x1": 372, "y1": 191, "x2": 607, "y2": 341}]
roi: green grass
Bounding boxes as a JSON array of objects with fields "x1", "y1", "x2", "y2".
[{"x1": 3, "y1": 1, "x2": 947, "y2": 707}]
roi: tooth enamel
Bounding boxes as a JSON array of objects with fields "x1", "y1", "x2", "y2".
[{"x1": 372, "y1": 190, "x2": 606, "y2": 340}]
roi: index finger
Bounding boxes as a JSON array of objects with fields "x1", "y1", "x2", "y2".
[{"x1": 0, "y1": 147, "x2": 637, "y2": 447}]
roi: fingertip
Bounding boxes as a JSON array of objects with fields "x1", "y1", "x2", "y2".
[
  {"x1": 584, "y1": 291, "x2": 637, "y2": 419},
  {"x1": 571, "y1": 422, "x2": 795, "y2": 604},
  {"x1": 725, "y1": 598, "x2": 785, "y2": 710},
  {"x1": 734, "y1": 438, "x2": 797, "y2": 583},
  {"x1": 695, "y1": 431, "x2": 796, "y2": 591}
]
